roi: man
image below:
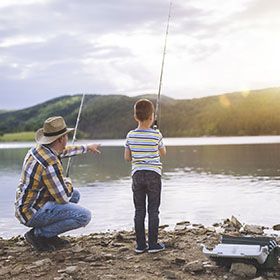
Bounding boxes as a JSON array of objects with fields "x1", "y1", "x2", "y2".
[{"x1": 15, "y1": 116, "x2": 101, "y2": 252}]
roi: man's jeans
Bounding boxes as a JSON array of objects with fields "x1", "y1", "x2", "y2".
[
  {"x1": 132, "y1": 170, "x2": 162, "y2": 247},
  {"x1": 26, "y1": 190, "x2": 91, "y2": 238}
]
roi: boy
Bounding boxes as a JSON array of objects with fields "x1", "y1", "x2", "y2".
[{"x1": 124, "y1": 99, "x2": 166, "y2": 253}]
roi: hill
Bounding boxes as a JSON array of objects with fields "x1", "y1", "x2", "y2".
[{"x1": 1, "y1": 87, "x2": 280, "y2": 139}]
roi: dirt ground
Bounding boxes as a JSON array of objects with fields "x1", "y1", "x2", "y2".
[{"x1": 1, "y1": 221, "x2": 280, "y2": 280}]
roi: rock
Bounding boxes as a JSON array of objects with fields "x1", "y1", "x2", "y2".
[
  {"x1": 206, "y1": 226, "x2": 216, "y2": 233},
  {"x1": 102, "y1": 253, "x2": 114, "y2": 260},
  {"x1": 112, "y1": 242, "x2": 124, "y2": 247},
  {"x1": 112, "y1": 232, "x2": 124, "y2": 241},
  {"x1": 0, "y1": 267, "x2": 10, "y2": 276},
  {"x1": 174, "y1": 224, "x2": 187, "y2": 231},
  {"x1": 7, "y1": 247, "x2": 27, "y2": 253},
  {"x1": 70, "y1": 245, "x2": 84, "y2": 253},
  {"x1": 33, "y1": 258, "x2": 52, "y2": 266},
  {"x1": 10, "y1": 264, "x2": 25, "y2": 276},
  {"x1": 242, "y1": 224, "x2": 263, "y2": 235},
  {"x1": 163, "y1": 270, "x2": 177, "y2": 279},
  {"x1": 58, "y1": 266, "x2": 79, "y2": 275},
  {"x1": 198, "y1": 228, "x2": 208, "y2": 235},
  {"x1": 222, "y1": 218, "x2": 231, "y2": 225},
  {"x1": 192, "y1": 224, "x2": 204, "y2": 228},
  {"x1": 176, "y1": 221, "x2": 190, "y2": 225},
  {"x1": 230, "y1": 262, "x2": 257, "y2": 278},
  {"x1": 7, "y1": 255, "x2": 14, "y2": 260},
  {"x1": 231, "y1": 216, "x2": 242, "y2": 229},
  {"x1": 16, "y1": 241, "x2": 25, "y2": 246},
  {"x1": 65, "y1": 265, "x2": 79, "y2": 274},
  {"x1": 215, "y1": 227, "x2": 225, "y2": 234},
  {"x1": 212, "y1": 222, "x2": 221, "y2": 227},
  {"x1": 174, "y1": 257, "x2": 186, "y2": 265},
  {"x1": 273, "y1": 224, "x2": 280, "y2": 231},
  {"x1": 184, "y1": 260, "x2": 204, "y2": 273},
  {"x1": 163, "y1": 238, "x2": 176, "y2": 248},
  {"x1": 175, "y1": 221, "x2": 190, "y2": 231},
  {"x1": 159, "y1": 224, "x2": 169, "y2": 230}
]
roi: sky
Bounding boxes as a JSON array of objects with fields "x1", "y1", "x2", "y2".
[{"x1": 1, "y1": 0, "x2": 280, "y2": 110}]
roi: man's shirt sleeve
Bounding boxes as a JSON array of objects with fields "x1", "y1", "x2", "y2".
[{"x1": 60, "y1": 145, "x2": 87, "y2": 158}]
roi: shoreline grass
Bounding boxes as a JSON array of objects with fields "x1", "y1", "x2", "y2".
[{"x1": 0, "y1": 131, "x2": 35, "y2": 142}]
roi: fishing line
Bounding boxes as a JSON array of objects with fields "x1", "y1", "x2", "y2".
[
  {"x1": 65, "y1": 93, "x2": 85, "y2": 177},
  {"x1": 153, "y1": 0, "x2": 172, "y2": 130}
]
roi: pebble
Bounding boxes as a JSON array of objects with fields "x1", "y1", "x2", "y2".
[
  {"x1": 33, "y1": 258, "x2": 52, "y2": 266},
  {"x1": 184, "y1": 260, "x2": 204, "y2": 273},
  {"x1": 230, "y1": 262, "x2": 257, "y2": 278}
]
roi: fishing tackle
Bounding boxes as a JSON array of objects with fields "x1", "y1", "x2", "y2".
[
  {"x1": 153, "y1": 0, "x2": 172, "y2": 130},
  {"x1": 65, "y1": 93, "x2": 85, "y2": 177}
]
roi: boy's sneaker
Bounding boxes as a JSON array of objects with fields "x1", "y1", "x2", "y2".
[
  {"x1": 148, "y1": 243, "x2": 165, "y2": 253},
  {"x1": 135, "y1": 244, "x2": 148, "y2": 254},
  {"x1": 24, "y1": 228, "x2": 53, "y2": 253}
]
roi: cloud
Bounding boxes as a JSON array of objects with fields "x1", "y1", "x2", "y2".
[{"x1": 1, "y1": 0, "x2": 280, "y2": 109}]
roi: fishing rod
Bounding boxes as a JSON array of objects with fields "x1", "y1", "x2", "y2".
[
  {"x1": 153, "y1": 0, "x2": 172, "y2": 130},
  {"x1": 65, "y1": 93, "x2": 85, "y2": 177}
]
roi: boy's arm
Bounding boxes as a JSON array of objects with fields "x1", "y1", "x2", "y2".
[
  {"x1": 158, "y1": 132, "x2": 166, "y2": 156},
  {"x1": 124, "y1": 148, "x2": 132, "y2": 162},
  {"x1": 159, "y1": 146, "x2": 166, "y2": 156}
]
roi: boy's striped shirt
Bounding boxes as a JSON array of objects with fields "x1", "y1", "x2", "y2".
[{"x1": 125, "y1": 128, "x2": 164, "y2": 175}]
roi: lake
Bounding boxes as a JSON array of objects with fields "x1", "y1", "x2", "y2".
[{"x1": 1, "y1": 136, "x2": 280, "y2": 239}]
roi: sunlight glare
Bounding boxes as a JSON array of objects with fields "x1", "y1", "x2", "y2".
[
  {"x1": 219, "y1": 94, "x2": 231, "y2": 108},
  {"x1": 242, "y1": 89, "x2": 250, "y2": 98}
]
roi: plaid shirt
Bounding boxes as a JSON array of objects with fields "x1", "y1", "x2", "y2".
[{"x1": 15, "y1": 144, "x2": 87, "y2": 224}]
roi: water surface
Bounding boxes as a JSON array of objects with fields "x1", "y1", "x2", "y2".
[{"x1": 1, "y1": 136, "x2": 280, "y2": 238}]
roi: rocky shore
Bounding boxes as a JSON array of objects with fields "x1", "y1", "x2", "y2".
[{"x1": 1, "y1": 217, "x2": 280, "y2": 280}]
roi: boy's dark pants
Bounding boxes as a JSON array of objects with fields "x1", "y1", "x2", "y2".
[{"x1": 132, "y1": 170, "x2": 161, "y2": 247}]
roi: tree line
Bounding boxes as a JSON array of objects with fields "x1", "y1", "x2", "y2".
[{"x1": 1, "y1": 87, "x2": 280, "y2": 139}]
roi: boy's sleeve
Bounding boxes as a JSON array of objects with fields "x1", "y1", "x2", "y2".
[
  {"x1": 124, "y1": 132, "x2": 130, "y2": 149},
  {"x1": 158, "y1": 131, "x2": 164, "y2": 149}
]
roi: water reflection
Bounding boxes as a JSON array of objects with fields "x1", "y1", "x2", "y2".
[
  {"x1": 162, "y1": 144, "x2": 280, "y2": 178},
  {"x1": 67, "y1": 144, "x2": 280, "y2": 183},
  {"x1": 1, "y1": 142, "x2": 280, "y2": 238}
]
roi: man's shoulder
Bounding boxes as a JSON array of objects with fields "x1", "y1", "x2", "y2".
[{"x1": 32, "y1": 145, "x2": 59, "y2": 168}]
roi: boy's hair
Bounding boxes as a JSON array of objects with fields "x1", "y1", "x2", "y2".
[{"x1": 134, "y1": 99, "x2": 154, "y2": 122}]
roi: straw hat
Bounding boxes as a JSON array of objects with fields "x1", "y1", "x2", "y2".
[{"x1": 35, "y1": 116, "x2": 74, "y2": 144}]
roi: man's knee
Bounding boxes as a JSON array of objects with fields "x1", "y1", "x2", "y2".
[
  {"x1": 78, "y1": 208, "x2": 91, "y2": 227},
  {"x1": 69, "y1": 190, "x2": 80, "y2": 204}
]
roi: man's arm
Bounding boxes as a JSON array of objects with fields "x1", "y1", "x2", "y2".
[
  {"x1": 42, "y1": 164, "x2": 73, "y2": 204},
  {"x1": 60, "y1": 143, "x2": 101, "y2": 158}
]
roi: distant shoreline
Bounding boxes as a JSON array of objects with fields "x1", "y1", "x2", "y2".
[{"x1": 1, "y1": 135, "x2": 280, "y2": 149}]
